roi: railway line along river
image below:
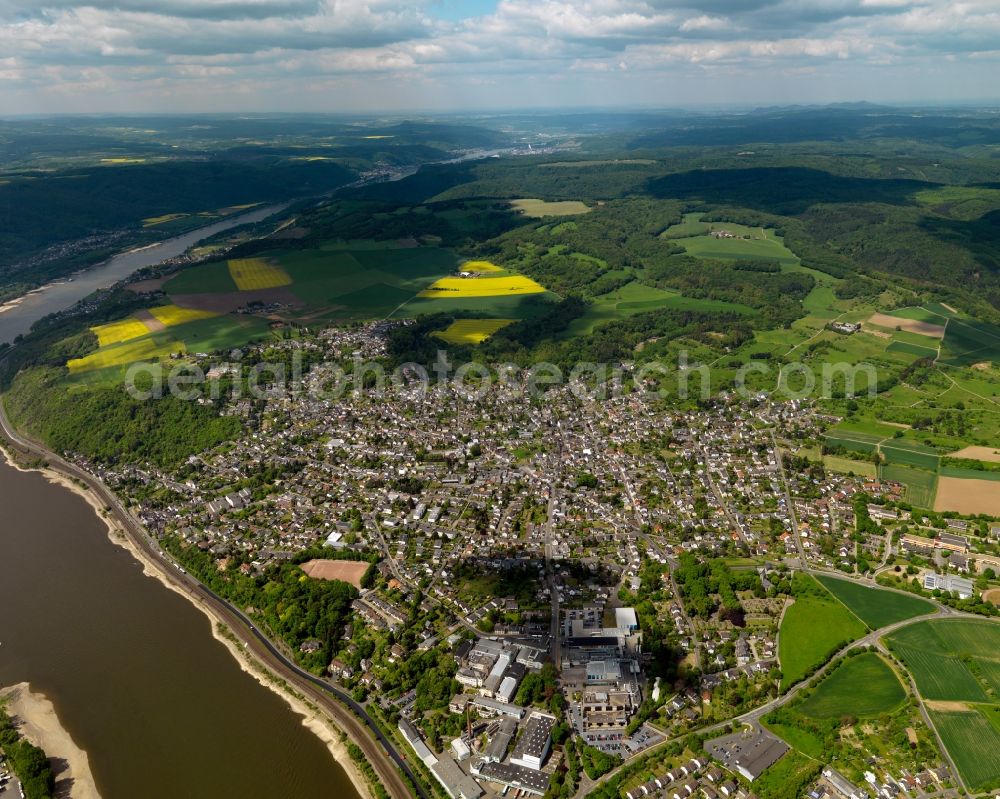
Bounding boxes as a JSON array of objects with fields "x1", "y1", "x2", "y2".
[{"x1": 0, "y1": 210, "x2": 365, "y2": 798}]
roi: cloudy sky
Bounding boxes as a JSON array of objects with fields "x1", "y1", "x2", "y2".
[{"x1": 2, "y1": 0, "x2": 999, "y2": 114}]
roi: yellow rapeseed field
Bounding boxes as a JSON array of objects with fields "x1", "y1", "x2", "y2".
[
  {"x1": 90, "y1": 318, "x2": 153, "y2": 347},
  {"x1": 149, "y1": 305, "x2": 220, "y2": 327},
  {"x1": 433, "y1": 318, "x2": 516, "y2": 345},
  {"x1": 227, "y1": 258, "x2": 293, "y2": 291},
  {"x1": 461, "y1": 260, "x2": 504, "y2": 273},
  {"x1": 419, "y1": 275, "x2": 545, "y2": 298},
  {"x1": 68, "y1": 338, "x2": 184, "y2": 374}
]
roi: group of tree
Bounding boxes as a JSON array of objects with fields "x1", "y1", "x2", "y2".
[{"x1": 0, "y1": 706, "x2": 54, "y2": 799}]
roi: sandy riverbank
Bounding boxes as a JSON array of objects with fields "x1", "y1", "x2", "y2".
[
  {"x1": 0, "y1": 450, "x2": 372, "y2": 799},
  {"x1": 0, "y1": 682, "x2": 100, "y2": 799}
]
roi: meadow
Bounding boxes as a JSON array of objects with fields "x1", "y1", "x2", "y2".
[
  {"x1": 796, "y1": 653, "x2": 906, "y2": 719},
  {"x1": 565, "y1": 280, "x2": 754, "y2": 336},
  {"x1": 664, "y1": 216, "x2": 801, "y2": 265},
  {"x1": 778, "y1": 576, "x2": 867, "y2": 690},
  {"x1": 929, "y1": 709, "x2": 1000, "y2": 792},
  {"x1": 509, "y1": 199, "x2": 591, "y2": 217},
  {"x1": 814, "y1": 575, "x2": 934, "y2": 629}
]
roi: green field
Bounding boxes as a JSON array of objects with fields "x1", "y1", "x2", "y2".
[
  {"x1": 164, "y1": 261, "x2": 239, "y2": 293},
  {"x1": 879, "y1": 442, "x2": 941, "y2": 471},
  {"x1": 815, "y1": 575, "x2": 934, "y2": 629},
  {"x1": 779, "y1": 576, "x2": 868, "y2": 690},
  {"x1": 939, "y1": 465, "x2": 1000, "y2": 482},
  {"x1": 822, "y1": 455, "x2": 877, "y2": 478},
  {"x1": 886, "y1": 619, "x2": 1000, "y2": 703},
  {"x1": 796, "y1": 653, "x2": 906, "y2": 719},
  {"x1": 65, "y1": 314, "x2": 275, "y2": 387},
  {"x1": 397, "y1": 291, "x2": 562, "y2": 320},
  {"x1": 163, "y1": 245, "x2": 460, "y2": 322},
  {"x1": 929, "y1": 709, "x2": 1000, "y2": 792},
  {"x1": 884, "y1": 306, "x2": 949, "y2": 325},
  {"x1": 677, "y1": 228, "x2": 800, "y2": 264},
  {"x1": 887, "y1": 340, "x2": 938, "y2": 358},
  {"x1": 878, "y1": 463, "x2": 938, "y2": 508},
  {"x1": 566, "y1": 280, "x2": 754, "y2": 335},
  {"x1": 660, "y1": 212, "x2": 709, "y2": 239},
  {"x1": 939, "y1": 315, "x2": 1000, "y2": 366},
  {"x1": 824, "y1": 435, "x2": 879, "y2": 455}
]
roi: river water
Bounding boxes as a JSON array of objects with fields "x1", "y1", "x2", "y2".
[
  {"x1": 0, "y1": 203, "x2": 289, "y2": 345},
  {"x1": 0, "y1": 212, "x2": 362, "y2": 798}
]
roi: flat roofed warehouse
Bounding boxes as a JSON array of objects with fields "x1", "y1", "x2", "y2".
[{"x1": 510, "y1": 713, "x2": 554, "y2": 770}]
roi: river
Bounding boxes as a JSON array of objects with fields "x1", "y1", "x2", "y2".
[
  {"x1": 0, "y1": 203, "x2": 290, "y2": 345},
  {"x1": 0, "y1": 209, "x2": 363, "y2": 798}
]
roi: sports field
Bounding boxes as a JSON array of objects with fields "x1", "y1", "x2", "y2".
[
  {"x1": 929, "y1": 709, "x2": 1000, "y2": 792},
  {"x1": 815, "y1": 575, "x2": 934, "y2": 629},
  {"x1": 433, "y1": 318, "x2": 515, "y2": 345},
  {"x1": 300, "y1": 559, "x2": 370, "y2": 588},
  {"x1": 778, "y1": 577, "x2": 867, "y2": 690},
  {"x1": 227, "y1": 258, "x2": 293, "y2": 290},
  {"x1": 796, "y1": 653, "x2": 906, "y2": 719},
  {"x1": 886, "y1": 619, "x2": 1000, "y2": 703},
  {"x1": 418, "y1": 275, "x2": 546, "y2": 298}
]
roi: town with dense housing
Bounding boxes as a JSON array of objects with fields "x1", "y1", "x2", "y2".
[{"x1": 51, "y1": 319, "x2": 1000, "y2": 799}]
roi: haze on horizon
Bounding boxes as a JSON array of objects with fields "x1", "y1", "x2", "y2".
[{"x1": 2, "y1": 0, "x2": 999, "y2": 115}]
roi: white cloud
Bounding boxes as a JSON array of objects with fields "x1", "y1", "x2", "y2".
[{"x1": 0, "y1": 0, "x2": 997, "y2": 110}]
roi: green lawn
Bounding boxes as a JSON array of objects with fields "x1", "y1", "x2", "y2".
[
  {"x1": 779, "y1": 576, "x2": 868, "y2": 690},
  {"x1": 815, "y1": 575, "x2": 935, "y2": 629},
  {"x1": 797, "y1": 653, "x2": 906, "y2": 719},
  {"x1": 929, "y1": 709, "x2": 1000, "y2": 792}
]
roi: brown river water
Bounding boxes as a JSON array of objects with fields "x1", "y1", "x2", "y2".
[{"x1": 0, "y1": 210, "x2": 361, "y2": 798}]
